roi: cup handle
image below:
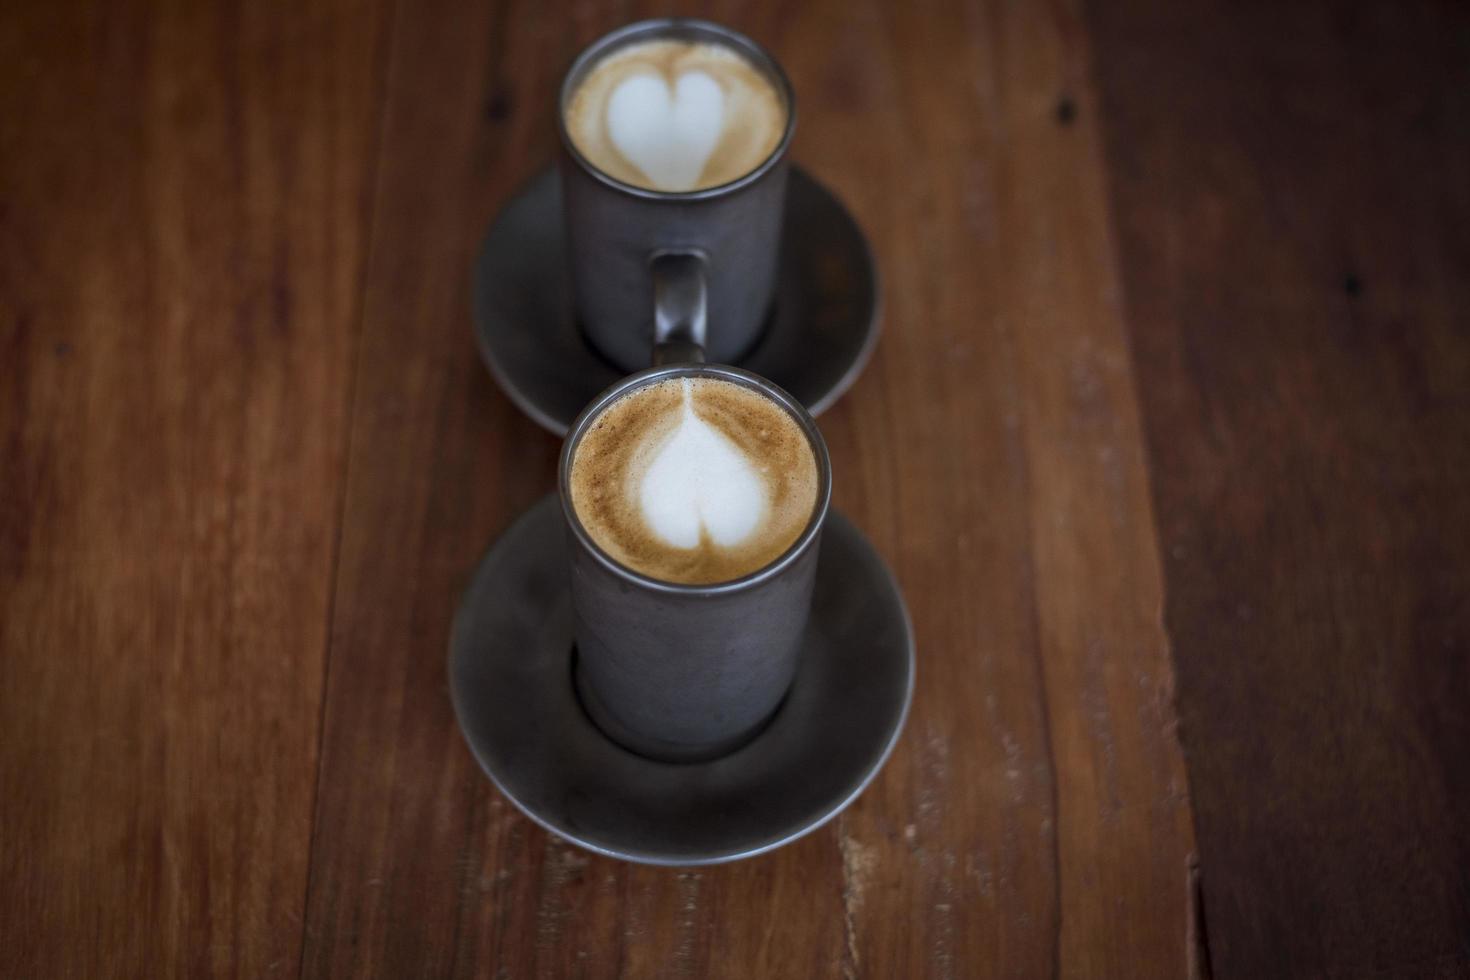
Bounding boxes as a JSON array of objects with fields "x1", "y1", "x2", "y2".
[{"x1": 651, "y1": 251, "x2": 708, "y2": 366}]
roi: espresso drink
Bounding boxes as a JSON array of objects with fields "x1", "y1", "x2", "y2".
[
  {"x1": 563, "y1": 38, "x2": 787, "y2": 193},
  {"x1": 569, "y1": 376, "x2": 818, "y2": 585}
]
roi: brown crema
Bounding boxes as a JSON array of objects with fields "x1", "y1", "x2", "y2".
[
  {"x1": 563, "y1": 38, "x2": 787, "y2": 193},
  {"x1": 568, "y1": 376, "x2": 819, "y2": 585}
]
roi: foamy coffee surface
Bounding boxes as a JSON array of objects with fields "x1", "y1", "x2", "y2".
[
  {"x1": 564, "y1": 39, "x2": 786, "y2": 193},
  {"x1": 570, "y1": 377, "x2": 819, "y2": 585}
]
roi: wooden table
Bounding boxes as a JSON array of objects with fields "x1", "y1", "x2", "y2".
[{"x1": 3, "y1": 1, "x2": 1466, "y2": 976}]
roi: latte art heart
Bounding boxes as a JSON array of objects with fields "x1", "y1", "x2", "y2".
[
  {"x1": 607, "y1": 72, "x2": 725, "y2": 192},
  {"x1": 568, "y1": 375, "x2": 820, "y2": 585},
  {"x1": 638, "y1": 381, "x2": 766, "y2": 549},
  {"x1": 563, "y1": 38, "x2": 787, "y2": 193}
]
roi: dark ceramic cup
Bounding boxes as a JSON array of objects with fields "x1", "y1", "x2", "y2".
[
  {"x1": 557, "y1": 19, "x2": 796, "y2": 373},
  {"x1": 558, "y1": 363, "x2": 832, "y2": 762}
]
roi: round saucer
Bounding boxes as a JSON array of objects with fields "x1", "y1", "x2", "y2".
[
  {"x1": 449, "y1": 495, "x2": 914, "y2": 866},
  {"x1": 473, "y1": 167, "x2": 880, "y2": 436}
]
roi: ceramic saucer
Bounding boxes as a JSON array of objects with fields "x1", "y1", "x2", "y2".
[
  {"x1": 472, "y1": 167, "x2": 880, "y2": 436},
  {"x1": 448, "y1": 495, "x2": 914, "y2": 866}
]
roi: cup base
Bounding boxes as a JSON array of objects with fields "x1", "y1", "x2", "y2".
[
  {"x1": 573, "y1": 293, "x2": 777, "y2": 377},
  {"x1": 572, "y1": 648, "x2": 787, "y2": 764}
]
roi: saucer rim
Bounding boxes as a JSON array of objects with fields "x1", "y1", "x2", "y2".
[
  {"x1": 447, "y1": 496, "x2": 915, "y2": 867},
  {"x1": 472, "y1": 165, "x2": 882, "y2": 438}
]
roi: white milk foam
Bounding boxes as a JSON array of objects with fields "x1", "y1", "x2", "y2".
[
  {"x1": 638, "y1": 379, "x2": 767, "y2": 549},
  {"x1": 568, "y1": 374, "x2": 819, "y2": 585},
  {"x1": 564, "y1": 39, "x2": 786, "y2": 193},
  {"x1": 607, "y1": 71, "x2": 725, "y2": 191}
]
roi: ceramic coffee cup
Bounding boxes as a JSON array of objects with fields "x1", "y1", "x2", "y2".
[
  {"x1": 557, "y1": 19, "x2": 796, "y2": 373},
  {"x1": 559, "y1": 363, "x2": 831, "y2": 762}
]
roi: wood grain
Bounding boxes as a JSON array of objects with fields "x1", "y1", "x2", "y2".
[
  {"x1": 0, "y1": 0, "x2": 391, "y2": 974},
  {"x1": 10, "y1": 0, "x2": 1470, "y2": 975},
  {"x1": 299, "y1": 0, "x2": 1194, "y2": 977},
  {"x1": 1087, "y1": 0, "x2": 1470, "y2": 976}
]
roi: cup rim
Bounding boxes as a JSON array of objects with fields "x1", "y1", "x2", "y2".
[
  {"x1": 556, "y1": 18, "x2": 798, "y2": 202},
  {"x1": 558, "y1": 363, "x2": 833, "y2": 597}
]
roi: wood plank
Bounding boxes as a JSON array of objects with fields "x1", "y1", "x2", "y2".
[
  {"x1": 0, "y1": 0, "x2": 391, "y2": 974},
  {"x1": 819, "y1": 1, "x2": 1198, "y2": 976},
  {"x1": 303, "y1": 0, "x2": 1193, "y2": 975},
  {"x1": 1086, "y1": 0, "x2": 1470, "y2": 976}
]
